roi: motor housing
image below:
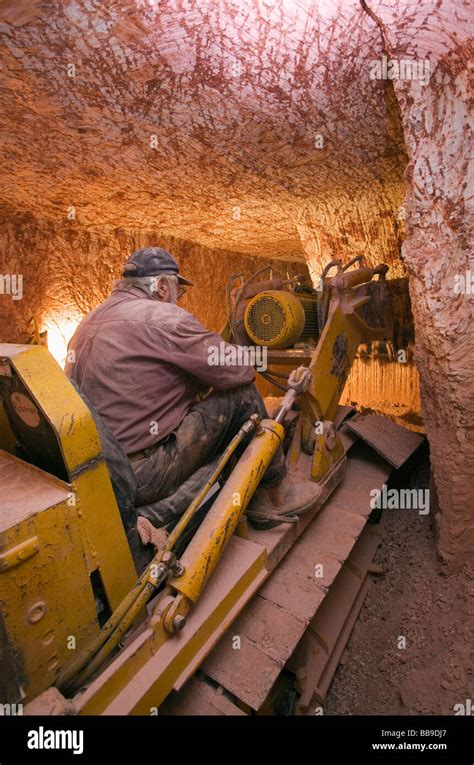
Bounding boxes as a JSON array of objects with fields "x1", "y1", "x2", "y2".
[{"x1": 244, "y1": 290, "x2": 319, "y2": 348}]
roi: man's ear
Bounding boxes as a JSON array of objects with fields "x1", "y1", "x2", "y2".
[{"x1": 154, "y1": 276, "x2": 169, "y2": 301}]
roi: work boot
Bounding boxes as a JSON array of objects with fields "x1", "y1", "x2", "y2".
[{"x1": 246, "y1": 480, "x2": 322, "y2": 530}]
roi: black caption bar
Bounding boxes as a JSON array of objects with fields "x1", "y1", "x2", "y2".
[{"x1": 0, "y1": 714, "x2": 472, "y2": 762}]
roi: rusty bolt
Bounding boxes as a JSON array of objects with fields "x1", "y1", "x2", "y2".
[{"x1": 173, "y1": 615, "x2": 186, "y2": 631}]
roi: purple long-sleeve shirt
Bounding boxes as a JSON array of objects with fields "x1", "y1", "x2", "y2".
[{"x1": 65, "y1": 283, "x2": 255, "y2": 453}]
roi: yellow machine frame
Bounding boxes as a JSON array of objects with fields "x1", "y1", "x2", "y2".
[{"x1": 0, "y1": 259, "x2": 390, "y2": 714}]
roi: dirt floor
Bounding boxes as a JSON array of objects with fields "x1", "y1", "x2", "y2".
[{"x1": 324, "y1": 455, "x2": 474, "y2": 716}]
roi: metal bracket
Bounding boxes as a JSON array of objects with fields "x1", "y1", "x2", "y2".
[{"x1": 0, "y1": 536, "x2": 39, "y2": 572}]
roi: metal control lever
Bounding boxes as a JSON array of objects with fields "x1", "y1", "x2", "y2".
[{"x1": 274, "y1": 366, "x2": 312, "y2": 424}]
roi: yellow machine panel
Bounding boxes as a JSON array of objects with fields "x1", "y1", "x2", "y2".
[
  {"x1": 0, "y1": 344, "x2": 138, "y2": 705},
  {"x1": 0, "y1": 450, "x2": 98, "y2": 702}
]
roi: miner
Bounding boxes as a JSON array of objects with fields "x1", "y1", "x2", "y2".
[{"x1": 66, "y1": 247, "x2": 319, "y2": 535}]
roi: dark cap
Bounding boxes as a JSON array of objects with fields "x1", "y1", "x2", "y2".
[{"x1": 122, "y1": 247, "x2": 193, "y2": 286}]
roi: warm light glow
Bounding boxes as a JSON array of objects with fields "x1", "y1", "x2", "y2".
[{"x1": 43, "y1": 314, "x2": 81, "y2": 368}]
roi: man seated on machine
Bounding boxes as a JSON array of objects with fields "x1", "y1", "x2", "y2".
[{"x1": 66, "y1": 247, "x2": 320, "y2": 541}]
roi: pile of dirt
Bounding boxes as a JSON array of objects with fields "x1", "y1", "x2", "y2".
[{"x1": 325, "y1": 460, "x2": 474, "y2": 716}]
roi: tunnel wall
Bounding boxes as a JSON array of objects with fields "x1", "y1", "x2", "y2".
[
  {"x1": 0, "y1": 209, "x2": 421, "y2": 434},
  {"x1": 369, "y1": 1, "x2": 474, "y2": 567},
  {"x1": 0, "y1": 207, "x2": 306, "y2": 347}
]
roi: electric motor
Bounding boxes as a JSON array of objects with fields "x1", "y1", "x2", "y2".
[{"x1": 244, "y1": 290, "x2": 319, "y2": 348}]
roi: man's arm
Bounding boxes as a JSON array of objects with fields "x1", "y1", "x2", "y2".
[{"x1": 163, "y1": 311, "x2": 256, "y2": 390}]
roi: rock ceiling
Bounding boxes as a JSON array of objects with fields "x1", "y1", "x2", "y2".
[{"x1": 1, "y1": 0, "x2": 408, "y2": 267}]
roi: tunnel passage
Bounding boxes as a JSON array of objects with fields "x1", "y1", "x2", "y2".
[{"x1": 0, "y1": 0, "x2": 472, "y2": 568}]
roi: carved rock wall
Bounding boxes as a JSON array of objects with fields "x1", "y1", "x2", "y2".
[
  {"x1": 1, "y1": 0, "x2": 471, "y2": 564},
  {"x1": 371, "y1": 0, "x2": 473, "y2": 567},
  {"x1": 0, "y1": 208, "x2": 306, "y2": 350}
]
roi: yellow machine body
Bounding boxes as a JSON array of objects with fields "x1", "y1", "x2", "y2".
[
  {"x1": 0, "y1": 344, "x2": 137, "y2": 704},
  {"x1": 169, "y1": 421, "x2": 284, "y2": 604},
  {"x1": 0, "y1": 259, "x2": 391, "y2": 714},
  {"x1": 240, "y1": 266, "x2": 388, "y2": 483},
  {"x1": 0, "y1": 451, "x2": 98, "y2": 702},
  {"x1": 68, "y1": 419, "x2": 285, "y2": 715}
]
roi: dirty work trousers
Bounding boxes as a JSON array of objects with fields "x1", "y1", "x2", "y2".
[{"x1": 131, "y1": 383, "x2": 286, "y2": 526}]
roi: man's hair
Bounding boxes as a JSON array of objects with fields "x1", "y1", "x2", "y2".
[{"x1": 116, "y1": 274, "x2": 177, "y2": 296}]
